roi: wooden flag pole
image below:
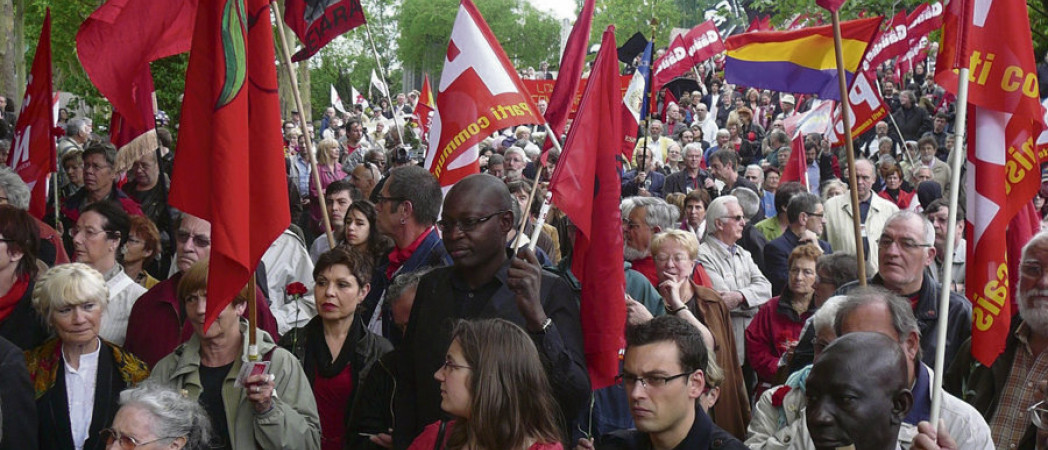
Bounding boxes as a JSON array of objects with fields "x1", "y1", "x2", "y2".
[
  {"x1": 830, "y1": 10, "x2": 867, "y2": 284},
  {"x1": 516, "y1": 131, "x2": 567, "y2": 252},
  {"x1": 363, "y1": 22, "x2": 406, "y2": 147},
  {"x1": 247, "y1": 274, "x2": 259, "y2": 361},
  {"x1": 929, "y1": 66, "x2": 970, "y2": 427},
  {"x1": 269, "y1": 1, "x2": 336, "y2": 249}
]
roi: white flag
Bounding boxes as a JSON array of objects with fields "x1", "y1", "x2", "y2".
[
  {"x1": 351, "y1": 85, "x2": 369, "y2": 109},
  {"x1": 330, "y1": 85, "x2": 346, "y2": 113},
  {"x1": 370, "y1": 69, "x2": 388, "y2": 97}
]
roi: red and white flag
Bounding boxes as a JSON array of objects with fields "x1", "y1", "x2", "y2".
[
  {"x1": 683, "y1": 21, "x2": 725, "y2": 66},
  {"x1": 9, "y1": 9, "x2": 56, "y2": 220},
  {"x1": 651, "y1": 35, "x2": 691, "y2": 93},
  {"x1": 414, "y1": 74, "x2": 436, "y2": 139},
  {"x1": 861, "y1": 11, "x2": 909, "y2": 74},
  {"x1": 423, "y1": 0, "x2": 543, "y2": 188},
  {"x1": 351, "y1": 85, "x2": 369, "y2": 109},
  {"x1": 935, "y1": 0, "x2": 1045, "y2": 366},
  {"x1": 331, "y1": 84, "x2": 347, "y2": 113}
]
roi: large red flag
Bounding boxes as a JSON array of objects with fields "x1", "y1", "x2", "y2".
[
  {"x1": 682, "y1": 21, "x2": 725, "y2": 66},
  {"x1": 906, "y1": 2, "x2": 943, "y2": 47},
  {"x1": 935, "y1": 0, "x2": 1045, "y2": 366},
  {"x1": 651, "y1": 35, "x2": 691, "y2": 93},
  {"x1": 541, "y1": 0, "x2": 594, "y2": 160},
  {"x1": 169, "y1": 0, "x2": 290, "y2": 331},
  {"x1": 422, "y1": 0, "x2": 543, "y2": 188},
  {"x1": 549, "y1": 26, "x2": 626, "y2": 390},
  {"x1": 861, "y1": 11, "x2": 909, "y2": 75},
  {"x1": 779, "y1": 135, "x2": 809, "y2": 189},
  {"x1": 415, "y1": 74, "x2": 436, "y2": 139},
  {"x1": 76, "y1": 0, "x2": 196, "y2": 170},
  {"x1": 285, "y1": 0, "x2": 366, "y2": 61},
  {"x1": 8, "y1": 9, "x2": 55, "y2": 220}
]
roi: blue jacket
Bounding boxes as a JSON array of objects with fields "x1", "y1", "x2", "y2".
[
  {"x1": 764, "y1": 228, "x2": 832, "y2": 295},
  {"x1": 621, "y1": 170, "x2": 666, "y2": 198}
]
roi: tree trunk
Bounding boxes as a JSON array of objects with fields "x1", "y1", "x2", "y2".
[{"x1": 0, "y1": 0, "x2": 24, "y2": 109}]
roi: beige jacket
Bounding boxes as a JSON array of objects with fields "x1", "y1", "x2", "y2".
[
  {"x1": 823, "y1": 192, "x2": 899, "y2": 273},
  {"x1": 698, "y1": 235, "x2": 772, "y2": 361}
]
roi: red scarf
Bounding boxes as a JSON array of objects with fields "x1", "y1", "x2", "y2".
[
  {"x1": 387, "y1": 227, "x2": 433, "y2": 279},
  {"x1": 0, "y1": 275, "x2": 29, "y2": 323}
]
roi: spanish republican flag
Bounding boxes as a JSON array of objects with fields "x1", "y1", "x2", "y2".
[
  {"x1": 169, "y1": 0, "x2": 290, "y2": 331},
  {"x1": 724, "y1": 17, "x2": 882, "y2": 101}
]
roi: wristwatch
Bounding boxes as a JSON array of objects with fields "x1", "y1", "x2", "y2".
[{"x1": 537, "y1": 317, "x2": 553, "y2": 334}]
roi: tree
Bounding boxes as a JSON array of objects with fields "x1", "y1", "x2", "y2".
[
  {"x1": 0, "y1": 0, "x2": 25, "y2": 108},
  {"x1": 591, "y1": 0, "x2": 682, "y2": 50},
  {"x1": 396, "y1": 0, "x2": 559, "y2": 88}
]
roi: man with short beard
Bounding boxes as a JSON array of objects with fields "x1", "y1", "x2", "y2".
[
  {"x1": 621, "y1": 197, "x2": 680, "y2": 286},
  {"x1": 946, "y1": 230, "x2": 1048, "y2": 449}
]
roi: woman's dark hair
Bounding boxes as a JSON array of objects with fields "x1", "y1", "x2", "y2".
[
  {"x1": 313, "y1": 248, "x2": 373, "y2": 288},
  {"x1": 339, "y1": 200, "x2": 392, "y2": 259},
  {"x1": 0, "y1": 205, "x2": 39, "y2": 279},
  {"x1": 81, "y1": 200, "x2": 130, "y2": 249},
  {"x1": 444, "y1": 319, "x2": 562, "y2": 450}
]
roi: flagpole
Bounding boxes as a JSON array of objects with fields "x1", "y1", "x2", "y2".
[
  {"x1": 269, "y1": 1, "x2": 336, "y2": 249},
  {"x1": 517, "y1": 131, "x2": 567, "y2": 252},
  {"x1": 363, "y1": 22, "x2": 406, "y2": 147},
  {"x1": 929, "y1": 66, "x2": 969, "y2": 427},
  {"x1": 638, "y1": 21, "x2": 658, "y2": 168},
  {"x1": 875, "y1": 81, "x2": 919, "y2": 168},
  {"x1": 247, "y1": 273, "x2": 259, "y2": 361},
  {"x1": 830, "y1": 10, "x2": 868, "y2": 284}
]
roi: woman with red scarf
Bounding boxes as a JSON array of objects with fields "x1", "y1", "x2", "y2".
[{"x1": 0, "y1": 205, "x2": 48, "y2": 350}]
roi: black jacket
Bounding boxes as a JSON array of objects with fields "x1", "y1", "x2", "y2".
[
  {"x1": 345, "y1": 351, "x2": 398, "y2": 450},
  {"x1": 0, "y1": 280, "x2": 49, "y2": 351},
  {"x1": 37, "y1": 344, "x2": 130, "y2": 450},
  {"x1": 598, "y1": 406, "x2": 745, "y2": 450},
  {"x1": 392, "y1": 257, "x2": 590, "y2": 449},
  {"x1": 892, "y1": 105, "x2": 931, "y2": 141},
  {"x1": 0, "y1": 335, "x2": 36, "y2": 449}
]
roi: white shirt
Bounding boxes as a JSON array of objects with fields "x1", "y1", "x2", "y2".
[
  {"x1": 65, "y1": 339, "x2": 101, "y2": 450},
  {"x1": 99, "y1": 266, "x2": 147, "y2": 346}
]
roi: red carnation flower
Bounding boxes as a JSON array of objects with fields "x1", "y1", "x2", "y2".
[
  {"x1": 285, "y1": 282, "x2": 308, "y2": 297},
  {"x1": 771, "y1": 386, "x2": 792, "y2": 407}
]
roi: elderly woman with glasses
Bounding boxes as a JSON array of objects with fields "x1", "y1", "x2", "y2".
[
  {"x1": 149, "y1": 259, "x2": 320, "y2": 449},
  {"x1": 103, "y1": 382, "x2": 211, "y2": 450},
  {"x1": 70, "y1": 200, "x2": 147, "y2": 346},
  {"x1": 744, "y1": 244, "x2": 822, "y2": 396},
  {"x1": 649, "y1": 229, "x2": 751, "y2": 438},
  {"x1": 25, "y1": 263, "x2": 150, "y2": 450}
]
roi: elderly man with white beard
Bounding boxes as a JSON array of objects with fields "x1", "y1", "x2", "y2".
[
  {"x1": 621, "y1": 197, "x2": 680, "y2": 288},
  {"x1": 946, "y1": 230, "x2": 1048, "y2": 449}
]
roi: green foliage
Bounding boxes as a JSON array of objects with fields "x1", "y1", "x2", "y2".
[
  {"x1": 396, "y1": 0, "x2": 560, "y2": 81},
  {"x1": 591, "y1": 0, "x2": 692, "y2": 51}
]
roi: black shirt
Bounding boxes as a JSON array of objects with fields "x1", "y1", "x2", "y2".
[{"x1": 199, "y1": 362, "x2": 235, "y2": 450}]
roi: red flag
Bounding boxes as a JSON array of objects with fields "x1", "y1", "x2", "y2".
[
  {"x1": 759, "y1": 15, "x2": 773, "y2": 31},
  {"x1": 652, "y1": 35, "x2": 692, "y2": 93},
  {"x1": 682, "y1": 21, "x2": 725, "y2": 66},
  {"x1": 169, "y1": 0, "x2": 290, "y2": 332},
  {"x1": 284, "y1": 0, "x2": 366, "y2": 62},
  {"x1": 746, "y1": 16, "x2": 762, "y2": 32},
  {"x1": 780, "y1": 135, "x2": 809, "y2": 189},
  {"x1": 906, "y1": 2, "x2": 943, "y2": 47},
  {"x1": 661, "y1": 90, "x2": 678, "y2": 123},
  {"x1": 76, "y1": 0, "x2": 195, "y2": 171},
  {"x1": 541, "y1": 0, "x2": 594, "y2": 161},
  {"x1": 550, "y1": 26, "x2": 626, "y2": 390},
  {"x1": 415, "y1": 74, "x2": 436, "y2": 139},
  {"x1": 861, "y1": 11, "x2": 909, "y2": 75},
  {"x1": 816, "y1": 0, "x2": 846, "y2": 13},
  {"x1": 422, "y1": 0, "x2": 544, "y2": 188},
  {"x1": 8, "y1": 9, "x2": 56, "y2": 220},
  {"x1": 935, "y1": 0, "x2": 1044, "y2": 366}
]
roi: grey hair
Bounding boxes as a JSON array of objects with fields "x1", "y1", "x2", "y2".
[
  {"x1": 1021, "y1": 230, "x2": 1048, "y2": 261},
  {"x1": 731, "y1": 187, "x2": 760, "y2": 220},
  {"x1": 816, "y1": 253, "x2": 867, "y2": 290},
  {"x1": 118, "y1": 381, "x2": 212, "y2": 450},
  {"x1": 820, "y1": 179, "x2": 847, "y2": 200},
  {"x1": 623, "y1": 197, "x2": 679, "y2": 230},
  {"x1": 0, "y1": 166, "x2": 31, "y2": 210},
  {"x1": 504, "y1": 147, "x2": 527, "y2": 161},
  {"x1": 884, "y1": 210, "x2": 935, "y2": 247},
  {"x1": 65, "y1": 118, "x2": 86, "y2": 137},
  {"x1": 715, "y1": 129, "x2": 730, "y2": 139},
  {"x1": 768, "y1": 130, "x2": 789, "y2": 147},
  {"x1": 834, "y1": 285, "x2": 921, "y2": 341},
  {"x1": 385, "y1": 268, "x2": 431, "y2": 306},
  {"x1": 682, "y1": 143, "x2": 703, "y2": 156},
  {"x1": 705, "y1": 195, "x2": 739, "y2": 234},
  {"x1": 811, "y1": 295, "x2": 848, "y2": 333}
]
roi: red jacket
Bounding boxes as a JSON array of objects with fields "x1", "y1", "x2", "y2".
[
  {"x1": 744, "y1": 295, "x2": 814, "y2": 394},
  {"x1": 878, "y1": 188, "x2": 915, "y2": 209},
  {"x1": 123, "y1": 271, "x2": 280, "y2": 368}
]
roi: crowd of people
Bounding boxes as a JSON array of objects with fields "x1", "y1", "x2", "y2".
[{"x1": 0, "y1": 44, "x2": 1043, "y2": 450}]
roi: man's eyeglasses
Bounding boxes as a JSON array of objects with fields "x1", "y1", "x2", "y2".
[
  {"x1": 876, "y1": 236, "x2": 932, "y2": 250},
  {"x1": 1020, "y1": 262, "x2": 1047, "y2": 279},
  {"x1": 437, "y1": 210, "x2": 509, "y2": 234},
  {"x1": 100, "y1": 428, "x2": 176, "y2": 449},
  {"x1": 1029, "y1": 399, "x2": 1048, "y2": 430},
  {"x1": 374, "y1": 195, "x2": 405, "y2": 205},
  {"x1": 804, "y1": 211, "x2": 824, "y2": 218},
  {"x1": 653, "y1": 254, "x2": 692, "y2": 264},
  {"x1": 616, "y1": 371, "x2": 694, "y2": 389},
  {"x1": 721, "y1": 215, "x2": 745, "y2": 222},
  {"x1": 176, "y1": 230, "x2": 211, "y2": 248}
]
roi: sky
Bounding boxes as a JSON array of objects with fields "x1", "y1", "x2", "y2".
[{"x1": 526, "y1": 0, "x2": 577, "y2": 21}]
